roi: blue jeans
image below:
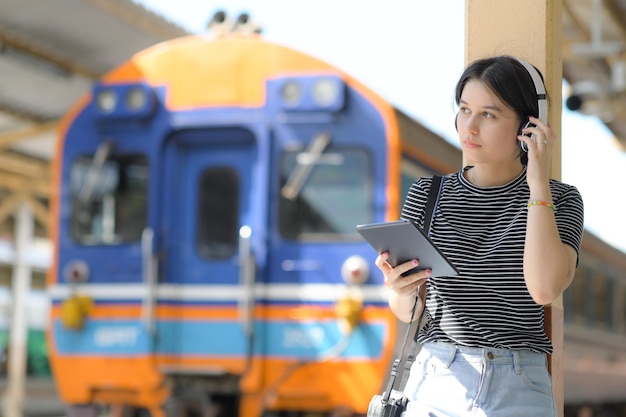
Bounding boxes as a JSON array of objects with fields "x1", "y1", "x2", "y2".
[{"x1": 402, "y1": 342, "x2": 557, "y2": 417}]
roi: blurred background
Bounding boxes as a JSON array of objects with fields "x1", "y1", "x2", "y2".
[{"x1": 0, "y1": 1, "x2": 625, "y2": 417}]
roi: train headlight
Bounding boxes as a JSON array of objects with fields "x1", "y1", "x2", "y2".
[
  {"x1": 92, "y1": 83, "x2": 156, "y2": 120},
  {"x1": 96, "y1": 89, "x2": 117, "y2": 113},
  {"x1": 271, "y1": 75, "x2": 346, "y2": 112},
  {"x1": 126, "y1": 87, "x2": 147, "y2": 110},
  {"x1": 63, "y1": 260, "x2": 89, "y2": 283},
  {"x1": 341, "y1": 255, "x2": 369, "y2": 285},
  {"x1": 280, "y1": 80, "x2": 302, "y2": 107},
  {"x1": 312, "y1": 78, "x2": 340, "y2": 107}
]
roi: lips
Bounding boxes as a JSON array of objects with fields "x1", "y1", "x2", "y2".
[{"x1": 463, "y1": 140, "x2": 481, "y2": 148}]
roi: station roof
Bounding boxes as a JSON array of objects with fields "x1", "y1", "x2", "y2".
[
  {"x1": 563, "y1": 0, "x2": 626, "y2": 147},
  {"x1": 1, "y1": 0, "x2": 626, "y2": 234},
  {"x1": 0, "y1": 0, "x2": 189, "y2": 231}
]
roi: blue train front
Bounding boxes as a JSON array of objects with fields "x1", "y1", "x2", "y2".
[{"x1": 47, "y1": 35, "x2": 403, "y2": 416}]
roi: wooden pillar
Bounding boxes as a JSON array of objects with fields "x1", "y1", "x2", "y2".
[{"x1": 464, "y1": 1, "x2": 565, "y2": 415}]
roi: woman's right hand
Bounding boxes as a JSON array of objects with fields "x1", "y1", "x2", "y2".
[
  {"x1": 375, "y1": 251, "x2": 431, "y2": 296},
  {"x1": 375, "y1": 251, "x2": 431, "y2": 322}
]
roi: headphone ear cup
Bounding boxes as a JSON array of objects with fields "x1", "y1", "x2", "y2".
[
  {"x1": 518, "y1": 119, "x2": 531, "y2": 152},
  {"x1": 519, "y1": 138, "x2": 529, "y2": 152}
]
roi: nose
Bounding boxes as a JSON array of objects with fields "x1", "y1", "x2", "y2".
[{"x1": 460, "y1": 113, "x2": 479, "y2": 134}]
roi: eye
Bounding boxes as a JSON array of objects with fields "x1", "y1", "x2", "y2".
[{"x1": 483, "y1": 112, "x2": 495, "y2": 119}]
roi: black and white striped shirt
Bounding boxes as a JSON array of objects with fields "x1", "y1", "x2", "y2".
[{"x1": 401, "y1": 167, "x2": 584, "y2": 353}]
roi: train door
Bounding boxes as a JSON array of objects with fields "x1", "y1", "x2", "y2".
[{"x1": 158, "y1": 127, "x2": 258, "y2": 375}]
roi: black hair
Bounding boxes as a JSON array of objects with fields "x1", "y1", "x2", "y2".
[{"x1": 454, "y1": 55, "x2": 548, "y2": 165}]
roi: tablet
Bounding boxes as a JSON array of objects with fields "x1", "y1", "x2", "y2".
[{"x1": 356, "y1": 219, "x2": 459, "y2": 277}]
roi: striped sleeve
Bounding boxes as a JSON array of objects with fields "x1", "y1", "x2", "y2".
[
  {"x1": 400, "y1": 176, "x2": 433, "y2": 230},
  {"x1": 551, "y1": 181, "x2": 585, "y2": 264}
]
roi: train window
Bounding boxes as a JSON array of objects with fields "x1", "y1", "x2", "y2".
[
  {"x1": 279, "y1": 148, "x2": 371, "y2": 240},
  {"x1": 615, "y1": 283, "x2": 626, "y2": 334},
  {"x1": 197, "y1": 167, "x2": 239, "y2": 259},
  {"x1": 592, "y1": 272, "x2": 610, "y2": 328},
  {"x1": 69, "y1": 154, "x2": 148, "y2": 244},
  {"x1": 611, "y1": 282, "x2": 625, "y2": 334},
  {"x1": 401, "y1": 160, "x2": 431, "y2": 197}
]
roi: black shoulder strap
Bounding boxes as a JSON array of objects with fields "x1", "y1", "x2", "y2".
[
  {"x1": 381, "y1": 175, "x2": 444, "y2": 400},
  {"x1": 423, "y1": 175, "x2": 443, "y2": 237}
]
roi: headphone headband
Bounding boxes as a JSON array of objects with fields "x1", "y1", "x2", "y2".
[{"x1": 515, "y1": 58, "x2": 548, "y2": 124}]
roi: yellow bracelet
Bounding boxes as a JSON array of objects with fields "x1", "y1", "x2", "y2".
[{"x1": 527, "y1": 200, "x2": 555, "y2": 210}]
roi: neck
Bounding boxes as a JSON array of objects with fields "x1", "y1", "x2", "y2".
[{"x1": 467, "y1": 163, "x2": 524, "y2": 187}]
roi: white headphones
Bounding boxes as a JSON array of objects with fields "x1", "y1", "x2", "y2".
[{"x1": 516, "y1": 58, "x2": 548, "y2": 152}]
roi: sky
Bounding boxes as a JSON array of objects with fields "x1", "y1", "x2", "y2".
[{"x1": 135, "y1": 0, "x2": 626, "y2": 254}]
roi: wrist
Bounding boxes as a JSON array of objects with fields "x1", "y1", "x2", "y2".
[{"x1": 528, "y1": 200, "x2": 555, "y2": 210}]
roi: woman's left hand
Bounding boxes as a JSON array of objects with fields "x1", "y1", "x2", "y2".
[{"x1": 518, "y1": 115, "x2": 554, "y2": 190}]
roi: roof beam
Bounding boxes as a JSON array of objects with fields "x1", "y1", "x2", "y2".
[
  {"x1": 0, "y1": 188, "x2": 49, "y2": 231},
  {"x1": 563, "y1": 1, "x2": 590, "y2": 55},
  {"x1": 0, "y1": 172, "x2": 50, "y2": 197},
  {"x1": 0, "y1": 103, "x2": 53, "y2": 124},
  {"x1": 85, "y1": 0, "x2": 189, "y2": 40},
  {"x1": 604, "y1": 0, "x2": 626, "y2": 49},
  {"x1": 25, "y1": 195, "x2": 49, "y2": 230},
  {"x1": 0, "y1": 188, "x2": 31, "y2": 227},
  {"x1": 0, "y1": 121, "x2": 58, "y2": 150},
  {"x1": 0, "y1": 152, "x2": 49, "y2": 178},
  {"x1": 0, "y1": 30, "x2": 99, "y2": 79}
]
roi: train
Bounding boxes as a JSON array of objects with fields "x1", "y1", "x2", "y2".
[
  {"x1": 46, "y1": 29, "x2": 460, "y2": 417},
  {"x1": 45, "y1": 25, "x2": 626, "y2": 417}
]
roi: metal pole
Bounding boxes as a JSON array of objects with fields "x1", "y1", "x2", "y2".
[{"x1": 3, "y1": 203, "x2": 34, "y2": 417}]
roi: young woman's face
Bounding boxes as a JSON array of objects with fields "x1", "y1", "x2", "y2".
[{"x1": 457, "y1": 79, "x2": 522, "y2": 164}]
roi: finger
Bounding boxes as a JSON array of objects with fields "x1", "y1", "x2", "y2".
[
  {"x1": 394, "y1": 279, "x2": 421, "y2": 296},
  {"x1": 518, "y1": 132, "x2": 548, "y2": 149},
  {"x1": 396, "y1": 259, "x2": 419, "y2": 276},
  {"x1": 533, "y1": 134, "x2": 547, "y2": 146},
  {"x1": 394, "y1": 275, "x2": 429, "y2": 296},
  {"x1": 375, "y1": 251, "x2": 390, "y2": 269},
  {"x1": 528, "y1": 115, "x2": 548, "y2": 128},
  {"x1": 527, "y1": 117, "x2": 554, "y2": 140},
  {"x1": 391, "y1": 268, "x2": 430, "y2": 289},
  {"x1": 520, "y1": 126, "x2": 540, "y2": 140},
  {"x1": 518, "y1": 135, "x2": 533, "y2": 150}
]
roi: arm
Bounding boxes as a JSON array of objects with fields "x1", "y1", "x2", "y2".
[
  {"x1": 375, "y1": 252, "x2": 430, "y2": 323},
  {"x1": 521, "y1": 117, "x2": 582, "y2": 305},
  {"x1": 524, "y1": 191, "x2": 578, "y2": 305}
]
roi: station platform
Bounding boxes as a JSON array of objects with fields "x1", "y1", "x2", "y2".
[{"x1": 0, "y1": 378, "x2": 65, "y2": 417}]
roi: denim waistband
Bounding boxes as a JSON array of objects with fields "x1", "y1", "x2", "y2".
[{"x1": 419, "y1": 341, "x2": 547, "y2": 371}]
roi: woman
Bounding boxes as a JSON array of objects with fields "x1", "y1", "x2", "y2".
[{"x1": 375, "y1": 56, "x2": 584, "y2": 416}]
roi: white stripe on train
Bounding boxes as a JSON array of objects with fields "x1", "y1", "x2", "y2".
[{"x1": 47, "y1": 283, "x2": 389, "y2": 304}]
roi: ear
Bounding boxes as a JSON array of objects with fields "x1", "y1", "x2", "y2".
[{"x1": 517, "y1": 118, "x2": 531, "y2": 137}]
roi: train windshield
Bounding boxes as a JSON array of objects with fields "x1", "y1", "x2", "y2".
[
  {"x1": 69, "y1": 154, "x2": 148, "y2": 245},
  {"x1": 279, "y1": 147, "x2": 371, "y2": 240}
]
